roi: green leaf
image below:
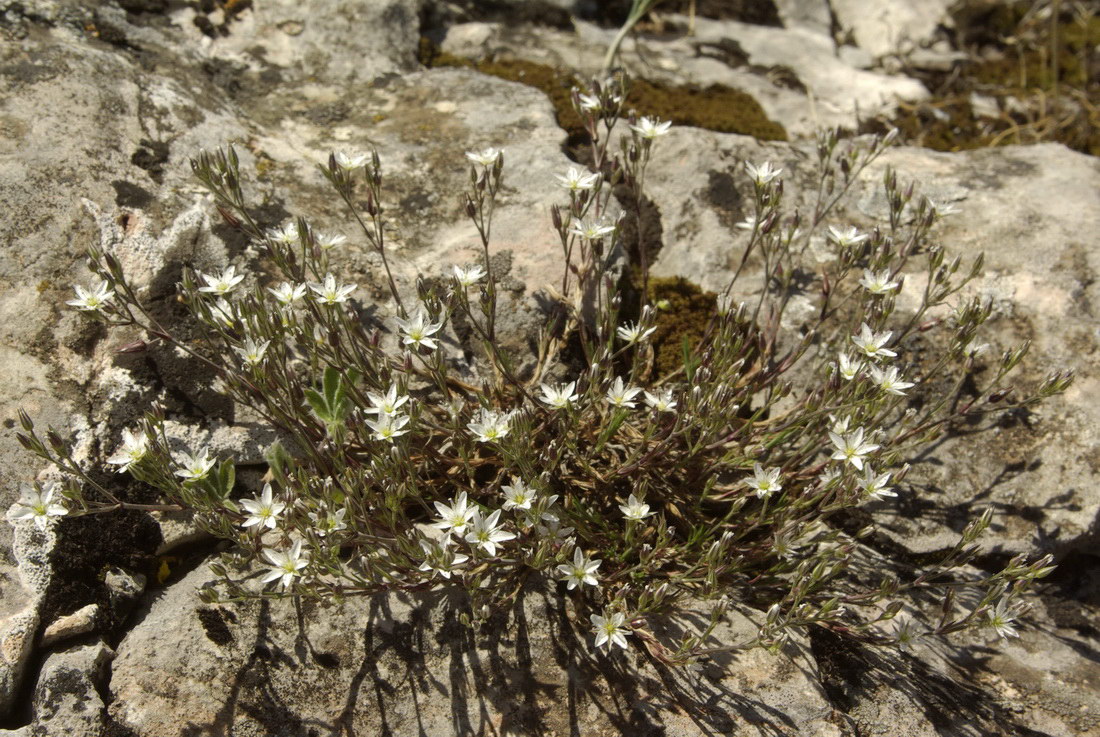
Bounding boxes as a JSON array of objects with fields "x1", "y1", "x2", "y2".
[
  {"x1": 322, "y1": 366, "x2": 342, "y2": 409},
  {"x1": 304, "y1": 388, "x2": 333, "y2": 423},
  {"x1": 217, "y1": 459, "x2": 236, "y2": 499},
  {"x1": 265, "y1": 440, "x2": 292, "y2": 486}
]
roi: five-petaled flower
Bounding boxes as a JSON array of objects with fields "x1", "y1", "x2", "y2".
[
  {"x1": 432, "y1": 491, "x2": 477, "y2": 538},
  {"x1": 198, "y1": 265, "x2": 245, "y2": 295},
  {"x1": 870, "y1": 365, "x2": 915, "y2": 396},
  {"x1": 268, "y1": 281, "x2": 308, "y2": 306},
  {"x1": 605, "y1": 377, "x2": 642, "y2": 409},
  {"x1": 334, "y1": 151, "x2": 369, "y2": 170},
  {"x1": 309, "y1": 274, "x2": 356, "y2": 306},
  {"x1": 557, "y1": 546, "x2": 601, "y2": 590},
  {"x1": 452, "y1": 264, "x2": 487, "y2": 288},
  {"x1": 616, "y1": 322, "x2": 655, "y2": 344},
  {"x1": 67, "y1": 280, "x2": 114, "y2": 312},
  {"x1": 464, "y1": 509, "x2": 516, "y2": 555},
  {"x1": 851, "y1": 323, "x2": 897, "y2": 360},
  {"x1": 268, "y1": 222, "x2": 300, "y2": 246},
  {"x1": 261, "y1": 540, "x2": 309, "y2": 589},
  {"x1": 827, "y1": 225, "x2": 869, "y2": 249},
  {"x1": 366, "y1": 414, "x2": 410, "y2": 442},
  {"x1": 467, "y1": 408, "x2": 513, "y2": 443},
  {"x1": 234, "y1": 337, "x2": 270, "y2": 367},
  {"x1": 418, "y1": 540, "x2": 469, "y2": 580},
  {"x1": 619, "y1": 494, "x2": 654, "y2": 522},
  {"x1": 365, "y1": 385, "x2": 409, "y2": 417},
  {"x1": 395, "y1": 309, "x2": 444, "y2": 351},
  {"x1": 837, "y1": 353, "x2": 863, "y2": 381},
  {"x1": 556, "y1": 166, "x2": 599, "y2": 192},
  {"x1": 643, "y1": 389, "x2": 677, "y2": 412},
  {"x1": 744, "y1": 463, "x2": 783, "y2": 499},
  {"x1": 986, "y1": 598, "x2": 1026, "y2": 639},
  {"x1": 860, "y1": 269, "x2": 900, "y2": 295},
  {"x1": 745, "y1": 161, "x2": 782, "y2": 186},
  {"x1": 241, "y1": 483, "x2": 286, "y2": 530},
  {"x1": 465, "y1": 147, "x2": 502, "y2": 167},
  {"x1": 10, "y1": 485, "x2": 67, "y2": 529},
  {"x1": 569, "y1": 219, "x2": 616, "y2": 241},
  {"x1": 591, "y1": 611, "x2": 631, "y2": 651},
  {"x1": 539, "y1": 381, "x2": 578, "y2": 410},
  {"x1": 315, "y1": 232, "x2": 347, "y2": 251},
  {"x1": 829, "y1": 428, "x2": 879, "y2": 470},
  {"x1": 174, "y1": 450, "x2": 216, "y2": 481},
  {"x1": 630, "y1": 116, "x2": 671, "y2": 139},
  {"x1": 308, "y1": 505, "x2": 347, "y2": 537},
  {"x1": 501, "y1": 478, "x2": 537, "y2": 511},
  {"x1": 857, "y1": 466, "x2": 897, "y2": 500},
  {"x1": 107, "y1": 429, "x2": 148, "y2": 473}
]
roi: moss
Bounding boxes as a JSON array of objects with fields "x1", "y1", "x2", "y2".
[
  {"x1": 647, "y1": 277, "x2": 716, "y2": 380},
  {"x1": 418, "y1": 39, "x2": 787, "y2": 141}
]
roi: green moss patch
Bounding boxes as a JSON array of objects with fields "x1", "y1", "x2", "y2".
[{"x1": 647, "y1": 277, "x2": 717, "y2": 380}]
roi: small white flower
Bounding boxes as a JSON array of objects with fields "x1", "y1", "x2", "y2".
[
  {"x1": 557, "y1": 547, "x2": 601, "y2": 590},
  {"x1": 630, "y1": 116, "x2": 671, "y2": 139},
  {"x1": 745, "y1": 161, "x2": 782, "y2": 186},
  {"x1": 106, "y1": 429, "x2": 148, "y2": 473},
  {"x1": 869, "y1": 365, "x2": 915, "y2": 396},
  {"x1": 268, "y1": 282, "x2": 308, "y2": 306},
  {"x1": 174, "y1": 450, "x2": 216, "y2": 481},
  {"x1": 10, "y1": 485, "x2": 67, "y2": 529},
  {"x1": 452, "y1": 264, "x2": 487, "y2": 288},
  {"x1": 308, "y1": 274, "x2": 356, "y2": 306},
  {"x1": 432, "y1": 491, "x2": 476, "y2": 538},
  {"x1": 829, "y1": 428, "x2": 880, "y2": 471},
  {"x1": 744, "y1": 463, "x2": 783, "y2": 499},
  {"x1": 234, "y1": 337, "x2": 271, "y2": 367},
  {"x1": 605, "y1": 377, "x2": 642, "y2": 409},
  {"x1": 268, "y1": 222, "x2": 300, "y2": 246},
  {"x1": 577, "y1": 92, "x2": 604, "y2": 112},
  {"x1": 395, "y1": 309, "x2": 444, "y2": 352},
  {"x1": 536, "y1": 516, "x2": 574, "y2": 542},
  {"x1": 827, "y1": 225, "x2": 869, "y2": 248},
  {"x1": 467, "y1": 409, "x2": 512, "y2": 443},
  {"x1": 464, "y1": 509, "x2": 516, "y2": 555},
  {"x1": 240, "y1": 483, "x2": 286, "y2": 530},
  {"x1": 986, "y1": 598, "x2": 1026, "y2": 639},
  {"x1": 308, "y1": 506, "x2": 347, "y2": 537},
  {"x1": 851, "y1": 323, "x2": 897, "y2": 360},
  {"x1": 555, "y1": 166, "x2": 599, "y2": 192},
  {"x1": 837, "y1": 353, "x2": 863, "y2": 381},
  {"x1": 860, "y1": 269, "x2": 900, "y2": 295},
  {"x1": 260, "y1": 539, "x2": 309, "y2": 589},
  {"x1": 315, "y1": 232, "x2": 348, "y2": 251},
  {"x1": 66, "y1": 280, "x2": 114, "y2": 311},
  {"x1": 895, "y1": 616, "x2": 920, "y2": 653},
  {"x1": 591, "y1": 611, "x2": 630, "y2": 651},
  {"x1": 418, "y1": 539, "x2": 469, "y2": 580},
  {"x1": 569, "y1": 219, "x2": 616, "y2": 241},
  {"x1": 501, "y1": 478, "x2": 537, "y2": 511},
  {"x1": 643, "y1": 388, "x2": 677, "y2": 412},
  {"x1": 365, "y1": 414, "x2": 410, "y2": 442},
  {"x1": 618, "y1": 494, "x2": 653, "y2": 522},
  {"x1": 539, "y1": 382, "x2": 578, "y2": 410},
  {"x1": 465, "y1": 147, "x2": 502, "y2": 167},
  {"x1": 616, "y1": 322, "x2": 655, "y2": 344},
  {"x1": 365, "y1": 385, "x2": 409, "y2": 417},
  {"x1": 927, "y1": 198, "x2": 960, "y2": 218},
  {"x1": 334, "y1": 151, "x2": 369, "y2": 170},
  {"x1": 198, "y1": 265, "x2": 245, "y2": 295},
  {"x1": 209, "y1": 298, "x2": 236, "y2": 328},
  {"x1": 857, "y1": 466, "x2": 897, "y2": 500}
]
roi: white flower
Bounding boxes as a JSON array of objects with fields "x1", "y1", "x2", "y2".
[
  {"x1": 464, "y1": 509, "x2": 516, "y2": 555},
  {"x1": 869, "y1": 365, "x2": 915, "y2": 396},
  {"x1": 308, "y1": 274, "x2": 356, "y2": 306},
  {"x1": 197, "y1": 265, "x2": 245, "y2": 295},
  {"x1": 66, "y1": 280, "x2": 114, "y2": 311},
  {"x1": 539, "y1": 381, "x2": 578, "y2": 410},
  {"x1": 260, "y1": 539, "x2": 309, "y2": 589},
  {"x1": 829, "y1": 428, "x2": 879, "y2": 471},
  {"x1": 591, "y1": 611, "x2": 630, "y2": 651},
  {"x1": 827, "y1": 225, "x2": 869, "y2": 248},
  {"x1": 857, "y1": 466, "x2": 897, "y2": 500},
  {"x1": 557, "y1": 547, "x2": 601, "y2": 590},
  {"x1": 268, "y1": 222, "x2": 300, "y2": 245},
  {"x1": 986, "y1": 598, "x2": 1026, "y2": 639},
  {"x1": 208, "y1": 298, "x2": 236, "y2": 328},
  {"x1": 837, "y1": 353, "x2": 863, "y2": 381},
  {"x1": 555, "y1": 166, "x2": 599, "y2": 191},
  {"x1": 234, "y1": 337, "x2": 270, "y2": 367},
  {"x1": 315, "y1": 232, "x2": 348, "y2": 251},
  {"x1": 536, "y1": 515, "x2": 574, "y2": 542},
  {"x1": 307, "y1": 506, "x2": 347, "y2": 537},
  {"x1": 334, "y1": 151, "x2": 369, "y2": 170},
  {"x1": 630, "y1": 116, "x2": 671, "y2": 139},
  {"x1": 10, "y1": 485, "x2": 67, "y2": 529},
  {"x1": 851, "y1": 323, "x2": 897, "y2": 360},
  {"x1": 577, "y1": 92, "x2": 608, "y2": 112},
  {"x1": 745, "y1": 161, "x2": 782, "y2": 186},
  {"x1": 465, "y1": 147, "x2": 502, "y2": 167},
  {"x1": 452, "y1": 264, "x2": 487, "y2": 287},
  {"x1": 895, "y1": 616, "x2": 920, "y2": 653},
  {"x1": 365, "y1": 385, "x2": 409, "y2": 417},
  {"x1": 618, "y1": 494, "x2": 653, "y2": 522},
  {"x1": 616, "y1": 322, "x2": 655, "y2": 344},
  {"x1": 643, "y1": 389, "x2": 677, "y2": 412},
  {"x1": 395, "y1": 309, "x2": 444, "y2": 351},
  {"x1": 432, "y1": 491, "x2": 476, "y2": 538},
  {"x1": 365, "y1": 414, "x2": 410, "y2": 442},
  {"x1": 418, "y1": 539, "x2": 469, "y2": 580},
  {"x1": 860, "y1": 269, "x2": 900, "y2": 295},
  {"x1": 501, "y1": 478, "x2": 537, "y2": 511},
  {"x1": 240, "y1": 483, "x2": 286, "y2": 530},
  {"x1": 467, "y1": 409, "x2": 512, "y2": 443},
  {"x1": 605, "y1": 377, "x2": 642, "y2": 409},
  {"x1": 744, "y1": 463, "x2": 783, "y2": 498},
  {"x1": 268, "y1": 282, "x2": 308, "y2": 306},
  {"x1": 927, "y1": 198, "x2": 960, "y2": 218},
  {"x1": 569, "y1": 219, "x2": 616, "y2": 241},
  {"x1": 106, "y1": 429, "x2": 148, "y2": 473},
  {"x1": 174, "y1": 450, "x2": 216, "y2": 481}
]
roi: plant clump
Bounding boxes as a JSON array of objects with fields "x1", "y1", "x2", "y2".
[{"x1": 13, "y1": 76, "x2": 1072, "y2": 665}]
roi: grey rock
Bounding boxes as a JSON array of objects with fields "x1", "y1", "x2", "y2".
[
  {"x1": 104, "y1": 567, "x2": 146, "y2": 625},
  {"x1": 830, "y1": 0, "x2": 953, "y2": 59},
  {"x1": 40, "y1": 604, "x2": 98, "y2": 648},
  {"x1": 772, "y1": 0, "x2": 833, "y2": 37},
  {"x1": 0, "y1": 521, "x2": 56, "y2": 716},
  {"x1": 28, "y1": 641, "x2": 113, "y2": 737}
]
